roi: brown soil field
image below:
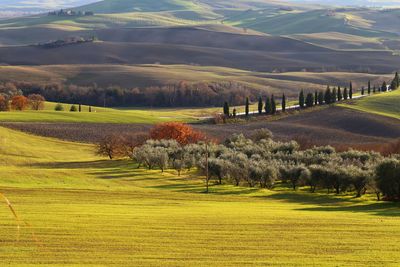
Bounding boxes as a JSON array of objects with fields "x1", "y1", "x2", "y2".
[
  {"x1": 196, "y1": 106, "x2": 400, "y2": 145},
  {"x1": 2, "y1": 107, "x2": 399, "y2": 146}
]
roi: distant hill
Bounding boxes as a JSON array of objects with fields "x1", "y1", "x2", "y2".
[{"x1": 0, "y1": 0, "x2": 99, "y2": 11}]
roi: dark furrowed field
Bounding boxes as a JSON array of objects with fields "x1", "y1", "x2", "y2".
[
  {"x1": 197, "y1": 106, "x2": 400, "y2": 144},
  {"x1": 2, "y1": 106, "x2": 399, "y2": 146}
]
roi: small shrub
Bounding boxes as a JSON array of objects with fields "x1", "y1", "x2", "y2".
[
  {"x1": 54, "y1": 103, "x2": 64, "y2": 111},
  {"x1": 70, "y1": 105, "x2": 78, "y2": 112}
]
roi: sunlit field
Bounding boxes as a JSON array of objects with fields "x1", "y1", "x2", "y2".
[
  {"x1": 341, "y1": 90, "x2": 400, "y2": 120},
  {"x1": 1, "y1": 127, "x2": 400, "y2": 266}
]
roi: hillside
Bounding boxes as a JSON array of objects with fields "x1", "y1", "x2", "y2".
[
  {"x1": 0, "y1": 40, "x2": 398, "y2": 73},
  {"x1": 1, "y1": 126, "x2": 400, "y2": 266},
  {"x1": 1, "y1": 1, "x2": 400, "y2": 53},
  {"x1": 0, "y1": 64, "x2": 392, "y2": 97},
  {"x1": 341, "y1": 89, "x2": 400, "y2": 119}
]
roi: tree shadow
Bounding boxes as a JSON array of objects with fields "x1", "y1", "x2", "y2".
[
  {"x1": 299, "y1": 202, "x2": 400, "y2": 217},
  {"x1": 260, "y1": 192, "x2": 400, "y2": 217}
]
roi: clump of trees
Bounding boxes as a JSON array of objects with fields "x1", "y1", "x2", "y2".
[
  {"x1": 0, "y1": 93, "x2": 45, "y2": 111},
  {"x1": 97, "y1": 123, "x2": 400, "y2": 202}
]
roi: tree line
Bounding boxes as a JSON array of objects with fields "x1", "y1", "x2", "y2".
[
  {"x1": 97, "y1": 123, "x2": 400, "y2": 201},
  {"x1": 0, "y1": 94, "x2": 45, "y2": 111},
  {"x1": 2, "y1": 81, "x2": 261, "y2": 108},
  {"x1": 223, "y1": 72, "x2": 400, "y2": 117}
]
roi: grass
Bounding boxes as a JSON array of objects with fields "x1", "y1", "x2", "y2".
[
  {"x1": 340, "y1": 90, "x2": 400, "y2": 120},
  {"x1": 0, "y1": 102, "x2": 208, "y2": 124},
  {"x1": 1, "y1": 127, "x2": 400, "y2": 265}
]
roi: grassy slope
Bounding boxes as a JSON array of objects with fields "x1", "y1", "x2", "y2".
[
  {"x1": 340, "y1": 90, "x2": 400, "y2": 120},
  {"x1": 1, "y1": 127, "x2": 400, "y2": 266},
  {"x1": 226, "y1": 9, "x2": 392, "y2": 37},
  {"x1": 0, "y1": 102, "x2": 206, "y2": 123}
]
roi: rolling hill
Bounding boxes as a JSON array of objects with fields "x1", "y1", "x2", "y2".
[
  {"x1": 341, "y1": 89, "x2": 400, "y2": 119},
  {"x1": 0, "y1": 64, "x2": 392, "y2": 97}
]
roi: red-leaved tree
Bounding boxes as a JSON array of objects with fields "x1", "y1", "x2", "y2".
[
  {"x1": 150, "y1": 122, "x2": 206, "y2": 145},
  {"x1": 10, "y1": 95, "x2": 28, "y2": 111}
]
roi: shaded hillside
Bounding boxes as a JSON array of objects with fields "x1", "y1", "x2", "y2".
[
  {"x1": 0, "y1": 65, "x2": 392, "y2": 96},
  {"x1": 0, "y1": 40, "x2": 398, "y2": 73},
  {"x1": 92, "y1": 27, "x2": 326, "y2": 52},
  {"x1": 196, "y1": 106, "x2": 400, "y2": 145}
]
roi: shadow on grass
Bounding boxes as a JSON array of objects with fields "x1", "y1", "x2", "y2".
[
  {"x1": 148, "y1": 182, "x2": 260, "y2": 195},
  {"x1": 26, "y1": 160, "x2": 400, "y2": 216},
  {"x1": 299, "y1": 202, "x2": 400, "y2": 217},
  {"x1": 261, "y1": 192, "x2": 400, "y2": 217}
]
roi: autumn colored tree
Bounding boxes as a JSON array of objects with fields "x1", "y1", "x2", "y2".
[
  {"x1": 150, "y1": 122, "x2": 206, "y2": 145},
  {"x1": 28, "y1": 94, "x2": 45, "y2": 110},
  {"x1": 0, "y1": 95, "x2": 10, "y2": 111},
  {"x1": 10, "y1": 95, "x2": 28, "y2": 111}
]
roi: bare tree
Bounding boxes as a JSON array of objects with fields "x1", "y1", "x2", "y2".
[{"x1": 97, "y1": 134, "x2": 123, "y2": 159}]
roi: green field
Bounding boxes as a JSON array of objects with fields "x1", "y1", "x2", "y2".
[
  {"x1": 0, "y1": 102, "x2": 209, "y2": 123},
  {"x1": 1, "y1": 124, "x2": 400, "y2": 266},
  {"x1": 340, "y1": 90, "x2": 400, "y2": 120}
]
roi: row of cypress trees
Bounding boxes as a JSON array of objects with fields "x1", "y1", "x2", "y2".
[{"x1": 223, "y1": 72, "x2": 399, "y2": 118}]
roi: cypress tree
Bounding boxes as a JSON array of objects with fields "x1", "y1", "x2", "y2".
[
  {"x1": 331, "y1": 88, "x2": 337, "y2": 103},
  {"x1": 361, "y1": 87, "x2": 365, "y2": 95},
  {"x1": 89, "y1": 106, "x2": 92, "y2": 112},
  {"x1": 223, "y1": 101, "x2": 230, "y2": 117},
  {"x1": 79, "y1": 104, "x2": 82, "y2": 112},
  {"x1": 382, "y1": 81, "x2": 387, "y2": 92},
  {"x1": 324, "y1": 86, "x2": 332, "y2": 104},
  {"x1": 271, "y1": 95, "x2": 277, "y2": 114},
  {"x1": 282, "y1": 93, "x2": 286, "y2": 112},
  {"x1": 305, "y1": 93, "x2": 314, "y2": 107},
  {"x1": 337, "y1": 86, "x2": 342, "y2": 101},
  {"x1": 318, "y1": 91, "x2": 324, "y2": 105},
  {"x1": 392, "y1": 72, "x2": 399, "y2": 90},
  {"x1": 265, "y1": 96, "x2": 271, "y2": 115},
  {"x1": 368, "y1": 80, "x2": 371, "y2": 94},
  {"x1": 314, "y1": 91, "x2": 318, "y2": 105},
  {"x1": 245, "y1": 97, "x2": 250, "y2": 117},
  {"x1": 258, "y1": 97, "x2": 263, "y2": 114},
  {"x1": 299, "y1": 90, "x2": 305, "y2": 108},
  {"x1": 373, "y1": 86, "x2": 376, "y2": 93},
  {"x1": 343, "y1": 87, "x2": 348, "y2": 100},
  {"x1": 391, "y1": 79, "x2": 397, "y2": 91},
  {"x1": 349, "y1": 82, "x2": 353, "y2": 99}
]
